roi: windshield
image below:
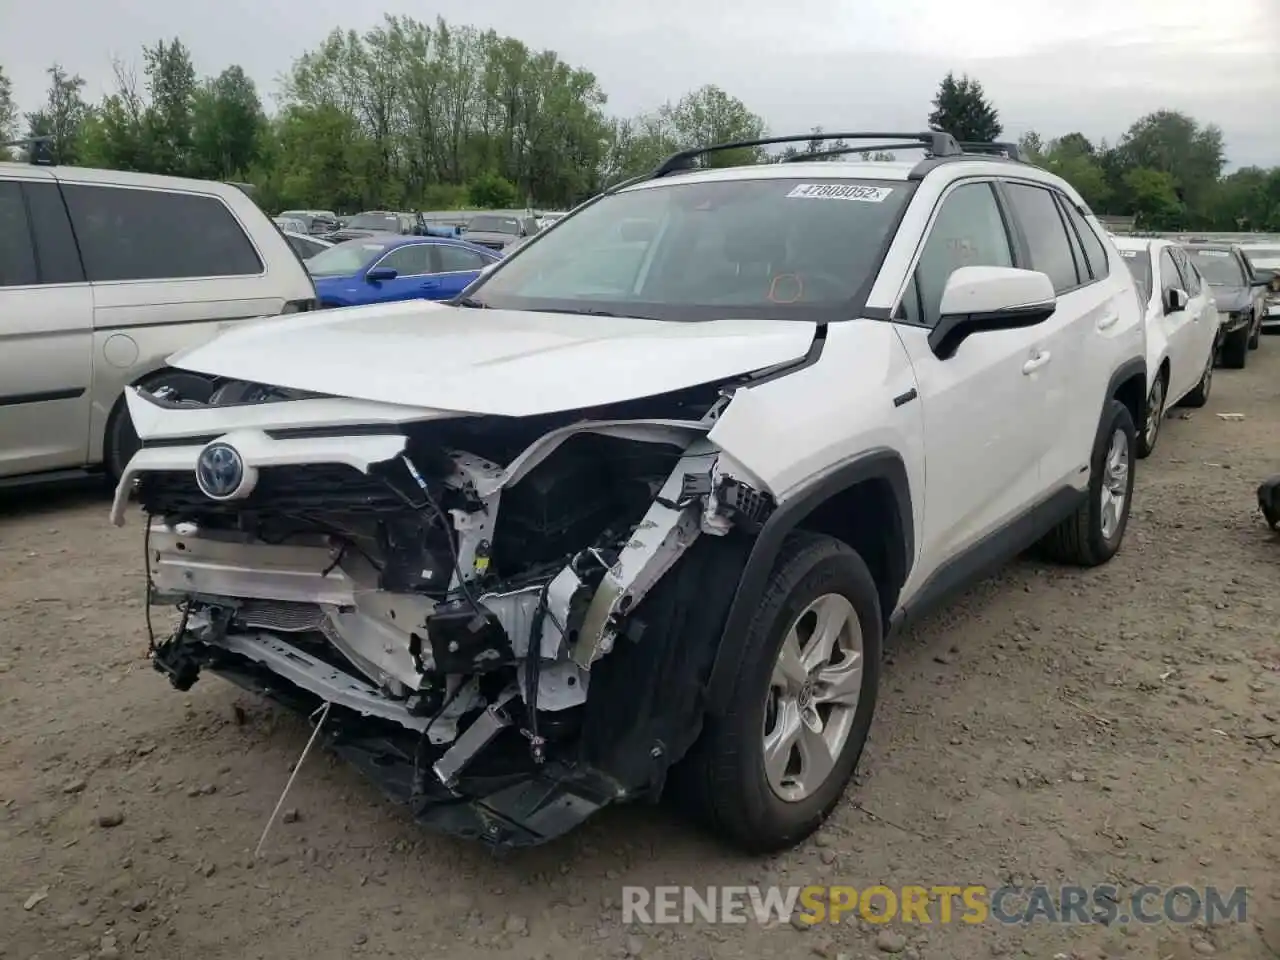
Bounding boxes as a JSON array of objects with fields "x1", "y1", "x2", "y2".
[
  {"x1": 346, "y1": 212, "x2": 400, "y2": 231},
  {"x1": 466, "y1": 177, "x2": 912, "y2": 320},
  {"x1": 1184, "y1": 248, "x2": 1245, "y2": 286},
  {"x1": 466, "y1": 215, "x2": 521, "y2": 235},
  {"x1": 305, "y1": 239, "x2": 391, "y2": 277},
  {"x1": 1118, "y1": 249, "x2": 1152, "y2": 303}
]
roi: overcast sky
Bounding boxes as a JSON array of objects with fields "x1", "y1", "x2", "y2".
[{"x1": 3, "y1": 0, "x2": 1276, "y2": 168}]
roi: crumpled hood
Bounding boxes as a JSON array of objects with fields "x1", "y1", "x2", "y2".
[
  {"x1": 166, "y1": 300, "x2": 817, "y2": 417},
  {"x1": 1211, "y1": 285, "x2": 1253, "y2": 313}
]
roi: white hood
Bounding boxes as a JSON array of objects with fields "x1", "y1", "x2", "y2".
[{"x1": 168, "y1": 300, "x2": 817, "y2": 417}]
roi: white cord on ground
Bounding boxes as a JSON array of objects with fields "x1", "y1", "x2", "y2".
[{"x1": 254, "y1": 700, "x2": 331, "y2": 859}]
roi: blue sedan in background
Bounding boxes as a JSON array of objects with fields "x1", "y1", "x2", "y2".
[{"x1": 306, "y1": 235, "x2": 503, "y2": 307}]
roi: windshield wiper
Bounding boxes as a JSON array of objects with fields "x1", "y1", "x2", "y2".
[
  {"x1": 452, "y1": 296, "x2": 490, "y2": 309},
  {"x1": 540, "y1": 307, "x2": 621, "y2": 317}
]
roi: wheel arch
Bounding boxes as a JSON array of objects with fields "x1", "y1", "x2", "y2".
[
  {"x1": 1108, "y1": 356, "x2": 1147, "y2": 436},
  {"x1": 703, "y1": 448, "x2": 914, "y2": 715}
]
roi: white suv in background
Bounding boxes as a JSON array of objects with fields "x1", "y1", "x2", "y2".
[
  {"x1": 0, "y1": 151, "x2": 317, "y2": 487},
  {"x1": 1112, "y1": 237, "x2": 1220, "y2": 456},
  {"x1": 111, "y1": 131, "x2": 1146, "y2": 853}
]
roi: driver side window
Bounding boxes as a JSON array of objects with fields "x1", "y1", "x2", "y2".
[{"x1": 902, "y1": 182, "x2": 1015, "y2": 327}]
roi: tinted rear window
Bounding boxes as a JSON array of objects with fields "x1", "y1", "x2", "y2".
[
  {"x1": 62, "y1": 184, "x2": 263, "y2": 282},
  {"x1": 1183, "y1": 248, "x2": 1245, "y2": 286}
]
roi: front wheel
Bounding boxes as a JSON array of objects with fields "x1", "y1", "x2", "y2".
[
  {"x1": 672, "y1": 532, "x2": 882, "y2": 853},
  {"x1": 1038, "y1": 399, "x2": 1137, "y2": 567}
]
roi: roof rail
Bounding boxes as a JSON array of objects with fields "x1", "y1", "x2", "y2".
[
  {"x1": 2, "y1": 136, "x2": 57, "y2": 166},
  {"x1": 782, "y1": 142, "x2": 932, "y2": 162},
  {"x1": 651, "y1": 130, "x2": 961, "y2": 178},
  {"x1": 956, "y1": 141, "x2": 1025, "y2": 162}
]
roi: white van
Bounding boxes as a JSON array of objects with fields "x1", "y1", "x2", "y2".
[{"x1": 0, "y1": 160, "x2": 317, "y2": 486}]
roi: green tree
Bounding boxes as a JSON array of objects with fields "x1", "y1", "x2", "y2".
[
  {"x1": 928, "y1": 72, "x2": 1002, "y2": 143},
  {"x1": 0, "y1": 65, "x2": 18, "y2": 159},
  {"x1": 77, "y1": 61, "x2": 149, "y2": 171},
  {"x1": 1109, "y1": 111, "x2": 1225, "y2": 224},
  {"x1": 24, "y1": 64, "x2": 90, "y2": 164},
  {"x1": 664, "y1": 84, "x2": 766, "y2": 167},
  {"x1": 1123, "y1": 167, "x2": 1184, "y2": 229},
  {"x1": 1038, "y1": 133, "x2": 1112, "y2": 211},
  {"x1": 467, "y1": 171, "x2": 518, "y2": 207},
  {"x1": 141, "y1": 39, "x2": 198, "y2": 175},
  {"x1": 190, "y1": 66, "x2": 265, "y2": 180}
]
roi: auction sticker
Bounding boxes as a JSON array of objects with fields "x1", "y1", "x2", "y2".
[
  {"x1": 1195, "y1": 249, "x2": 1229, "y2": 257},
  {"x1": 786, "y1": 183, "x2": 893, "y2": 202}
]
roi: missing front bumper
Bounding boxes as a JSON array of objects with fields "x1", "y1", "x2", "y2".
[{"x1": 156, "y1": 631, "x2": 628, "y2": 848}]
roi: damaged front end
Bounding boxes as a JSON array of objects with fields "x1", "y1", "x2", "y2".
[{"x1": 115, "y1": 379, "x2": 774, "y2": 846}]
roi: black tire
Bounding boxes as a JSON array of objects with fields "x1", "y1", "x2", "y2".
[
  {"x1": 1038, "y1": 399, "x2": 1137, "y2": 567},
  {"x1": 1180, "y1": 346, "x2": 1214, "y2": 409},
  {"x1": 1220, "y1": 325, "x2": 1249, "y2": 369},
  {"x1": 1136, "y1": 371, "x2": 1164, "y2": 459},
  {"x1": 104, "y1": 371, "x2": 216, "y2": 483},
  {"x1": 671, "y1": 532, "x2": 882, "y2": 853}
]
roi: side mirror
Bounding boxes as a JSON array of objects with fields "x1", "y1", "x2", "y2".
[
  {"x1": 929, "y1": 266, "x2": 1057, "y2": 360},
  {"x1": 1164, "y1": 287, "x2": 1188, "y2": 314},
  {"x1": 366, "y1": 266, "x2": 397, "y2": 283},
  {"x1": 1250, "y1": 276, "x2": 1271, "y2": 288}
]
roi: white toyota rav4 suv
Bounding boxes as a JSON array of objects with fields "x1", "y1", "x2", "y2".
[{"x1": 112, "y1": 131, "x2": 1146, "y2": 853}]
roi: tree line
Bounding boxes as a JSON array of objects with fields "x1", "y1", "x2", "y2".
[{"x1": 0, "y1": 19, "x2": 1275, "y2": 231}]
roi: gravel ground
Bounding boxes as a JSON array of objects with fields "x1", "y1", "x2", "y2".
[{"x1": 2, "y1": 346, "x2": 1279, "y2": 960}]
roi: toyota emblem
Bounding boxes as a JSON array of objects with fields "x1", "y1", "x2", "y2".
[{"x1": 195, "y1": 442, "x2": 246, "y2": 500}]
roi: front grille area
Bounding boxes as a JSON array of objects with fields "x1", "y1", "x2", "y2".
[{"x1": 138, "y1": 464, "x2": 407, "y2": 520}]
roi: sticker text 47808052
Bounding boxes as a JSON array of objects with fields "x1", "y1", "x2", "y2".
[{"x1": 786, "y1": 183, "x2": 894, "y2": 203}]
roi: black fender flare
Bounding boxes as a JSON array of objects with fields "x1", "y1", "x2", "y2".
[
  {"x1": 703, "y1": 447, "x2": 914, "y2": 714},
  {"x1": 1105, "y1": 356, "x2": 1147, "y2": 423}
]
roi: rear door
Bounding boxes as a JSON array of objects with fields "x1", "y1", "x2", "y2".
[
  {"x1": 999, "y1": 181, "x2": 1128, "y2": 493},
  {"x1": 428, "y1": 244, "x2": 497, "y2": 300},
  {"x1": 368, "y1": 242, "x2": 438, "y2": 302},
  {"x1": 1167, "y1": 245, "x2": 1213, "y2": 399},
  {"x1": 0, "y1": 176, "x2": 96, "y2": 479}
]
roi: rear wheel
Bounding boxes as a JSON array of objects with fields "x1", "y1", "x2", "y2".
[
  {"x1": 672, "y1": 532, "x2": 882, "y2": 853},
  {"x1": 104, "y1": 371, "x2": 216, "y2": 483},
  {"x1": 1038, "y1": 399, "x2": 1136, "y2": 567}
]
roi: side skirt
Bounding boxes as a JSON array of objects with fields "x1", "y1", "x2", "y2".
[{"x1": 887, "y1": 486, "x2": 1086, "y2": 642}]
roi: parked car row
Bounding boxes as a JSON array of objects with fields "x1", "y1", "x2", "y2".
[{"x1": 1111, "y1": 235, "x2": 1272, "y2": 456}]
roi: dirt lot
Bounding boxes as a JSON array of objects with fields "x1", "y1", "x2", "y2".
[{"x1": 2, "y1": 348, "x2": 1279, "y2": 960}]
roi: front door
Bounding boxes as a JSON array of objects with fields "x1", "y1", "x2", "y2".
[
  {"x1": 0, "y1": 179, "x2": 95, "y2": 479},
  {"x1": 893, "y1": 180, "x2": 1052, "y2": 588}
]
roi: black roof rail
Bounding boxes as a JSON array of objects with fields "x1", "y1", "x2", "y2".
[
  {"x1": 782, "y1": 142, "x2": 931, "y2": 162},
  {"x1": 2, "y1": 136, "x2": 57, "y2": 166},
  {"x1": 956, "y1": 141, "x2": 1025, "y2": 162},
  {"x1": 651, "y1": 130, "x2": 961, "y2": 178}
]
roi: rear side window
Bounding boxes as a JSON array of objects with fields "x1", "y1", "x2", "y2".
[
  {"x1": 0, "y1": 181, "x2": 37, "y2": 286},
  {"x1": 61, "y1": 184, "x2": 263, "y2": 282},
  {"x1": 1170, "y1": 247, "x2": 1201, "y2": 295},
  {"x1": 436, "y1": 245, "x2": 490, "y2": 273},
  {"x1": 1159, "y1": 248, "x2": 1182, "y2": 304},
  {"x1": 24, "y1": 182, "x2": 85, "y2": 284},
  {"x1": 1003, "y1": 183, "x2": 1080, "y2": 293},
  {"x1": 1059, "y1": 201, "x2": 1109, "y2": 281}
]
